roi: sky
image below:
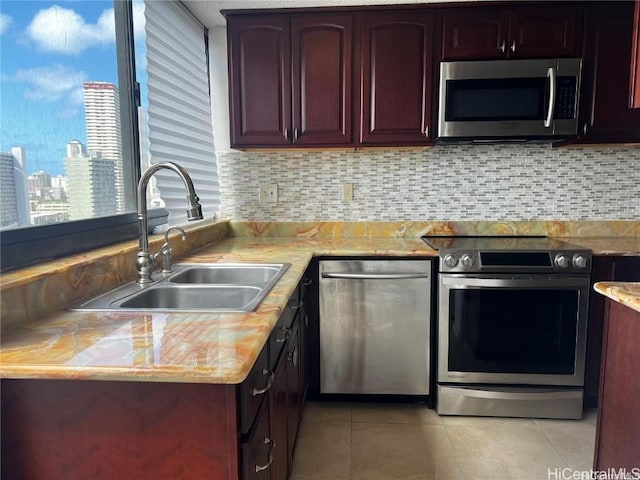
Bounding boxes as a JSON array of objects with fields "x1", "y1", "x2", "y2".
[{"x1": 0, "y1": 1, "x2": 144, "y2": 176}]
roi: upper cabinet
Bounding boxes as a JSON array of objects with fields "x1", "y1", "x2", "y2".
[
  {"x1": 358, "y1": 11, "x2": 435, "y2": 145},
  {"x1": 442, "y1": 6, "x2": 579, "y2": 60},
  {"x1": 228, "y1": 16, "x2": 291, "y2": 147},
  {"x1": 227, "y1": 14, "x2": 352, "y2": 148},
  {"x1": 577, "y1": 1, "x2": 640, "y2": 143},
  {"x1": 631, "y1": 0, "x2": 640, "y2": 108}
]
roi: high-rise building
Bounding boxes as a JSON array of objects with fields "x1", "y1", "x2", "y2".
[
  {"x1": 65, "y1": 140, "x2": 117, "y2": 220},
  {"x1": 0, "y1": 149, "x2": 30, "y2": 229},
  {"x1": 83, "y1": 82, "x2": 124, "y2": 212}
]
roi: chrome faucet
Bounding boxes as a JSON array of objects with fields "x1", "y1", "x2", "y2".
[
  {"x1": 136, "y1": 162, "x2": 203, "y2": 284},
  {"x1": 158, "y1": 226, "x2": 187, "y2": 274}
]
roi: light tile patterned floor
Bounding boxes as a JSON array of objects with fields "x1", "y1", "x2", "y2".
[{"x1": 290, "y1": 402, "x2": 597, "y2": 480}]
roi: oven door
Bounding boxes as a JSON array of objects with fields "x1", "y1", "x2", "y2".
[{"x1": 438, "y1": 274, "x2": 590, "y2": 386}]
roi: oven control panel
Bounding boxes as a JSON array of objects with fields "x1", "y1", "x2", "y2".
[{"x1": 438, "y1": 250, "x2": 591, "y2": 273}]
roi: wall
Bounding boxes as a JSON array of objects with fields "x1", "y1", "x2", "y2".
[{"x1": 216, "y1": 145, "x2": 640, "y2": 221}]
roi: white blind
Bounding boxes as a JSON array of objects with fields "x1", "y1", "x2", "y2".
[{"x1": 144, "y1": 0, "x2": 219, "y2": 225}]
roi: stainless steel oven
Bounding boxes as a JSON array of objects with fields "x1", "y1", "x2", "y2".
[{"x1": 423, "y1": 236, "x2": 591, "y2": 419}]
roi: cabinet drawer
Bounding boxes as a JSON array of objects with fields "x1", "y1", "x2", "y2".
[
  {"x1": 239, "y1": 346, "x2": 271, "y2": 435},
  {"x1": 268, "y1": 289, "x2": 301, "y2": 371}
]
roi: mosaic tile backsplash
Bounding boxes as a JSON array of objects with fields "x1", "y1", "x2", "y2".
[{"x1": 217, "y1": 145, "x2": 639, "y2": 221}]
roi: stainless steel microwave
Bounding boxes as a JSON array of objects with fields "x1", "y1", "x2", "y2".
[{"x1": 438, "y1": 58, "x2": 581, "y2": 141}]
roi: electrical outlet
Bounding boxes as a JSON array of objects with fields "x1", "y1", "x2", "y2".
[
  {"x1": 259, "y1": 183, "x2": 278, "y2": 203},
  {"x1": 342, "y1": 183, "x2": 353, "y2": 202}
]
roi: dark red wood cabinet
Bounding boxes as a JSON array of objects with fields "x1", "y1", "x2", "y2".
[
  {"x1": 578, "y1": 1, "x2": 640, "y2": 143},
  {"x1": 593, "y1": 299, "x2": 640, "y2": 469},
  {"x1": 227, "y1": 14, "x2": 352, "y2": 148},
  {"x1": 441, "y1": 5, "x2": 578, "y2": 60},
  {"x1": 358, "y1": 11, "x2": 435, "y2": 145},
  {"x1": 584, "y1": 256, "x2": 640, "y2": 407},
  {"x1": 228, "y1": 16, "x2": 291, "y2": 147},
  {"x1": 630, "y1": 0, "x2": 640, "y2": 108}
]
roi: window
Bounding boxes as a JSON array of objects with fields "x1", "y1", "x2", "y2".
[
  {"x1": 138, "y1": 0, "x2": 220, "y2": 226},
  {"x1": 0, "y1": 0, "x2": 219, "y2": 271}
]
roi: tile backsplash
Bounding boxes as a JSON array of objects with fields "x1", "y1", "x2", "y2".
[{"x1": 216, "y1": 145, "x2": 639, "y2": 221}]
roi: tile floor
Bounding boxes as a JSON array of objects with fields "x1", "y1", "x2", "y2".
[{"x1": 290, "y1": 402, "x2": 597, "y2": 480}]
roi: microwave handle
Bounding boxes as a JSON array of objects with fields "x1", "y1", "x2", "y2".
[{"x1": 544, "y1": 67, "x2": 556, "y2": 128}]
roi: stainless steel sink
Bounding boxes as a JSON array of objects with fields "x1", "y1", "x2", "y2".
[
  {"x1": 70, "y1": 263, "x2": 289, "y2": 312},
  {"x1": 168, "y1": 263, "x2": 284, "y2": 286}
]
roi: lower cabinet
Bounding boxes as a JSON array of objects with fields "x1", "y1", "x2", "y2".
[
  {"x1": 0, "y1": 278, "x2": 314, "y2": 480},
  {"x1": 593, "y1": 299, "x2": 640, "y2": 469},
  {"x1": 585, "y1": 256, "x2": 640, "y2": 407},
  {"x1": 240, "y1": 279, "x2": 308, "y2": 480}
]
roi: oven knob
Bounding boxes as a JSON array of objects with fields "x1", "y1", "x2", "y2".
[
  {"x1": 573, "y1": 254, "x2": 588, "y2": 269},
  {"x1": 443, "y1": 254, "x2": 459, "y2": 268},
  {"x1": 461, "y1": 254, "x2": 475, "y2": 268},
  {"x1": 554, "y1": 254, "x2": 571, "y2": 268}
]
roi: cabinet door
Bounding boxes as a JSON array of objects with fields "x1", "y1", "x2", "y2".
[
  {"x1": 291, "y1": 15, "x2": 353, "y2": 145},
  {"x1": 286, "y1": 320, "x2": 301, "y2": 465},
  {"x1": 358, "y1": 11, "x2": 434, "y2": 145},
  {"x1": 241, "y1": 399, "x2": 274, "y2": 480},
  {"x1": 579, "y1": 2, "x2": 640, "y2": 143},
  {"x1": 508, "y1": 6, "x2": 578, "y2": 58},
  {"x1": 442, "y1": 8, "x2": 509, "y2": 60},
  {"x1": 228, "y1": 16, "x2": 291, "y2": 147},
  {"x1": 631, "y1": 0, "x2": 640, "y2": 108},
  {"x1": 269, "y1": 349, "x2": 288, "y2": 480}
]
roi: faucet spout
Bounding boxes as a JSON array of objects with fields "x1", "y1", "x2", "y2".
[{"x1": 136, "y1": 162, "x2": 203, "y2": 284}]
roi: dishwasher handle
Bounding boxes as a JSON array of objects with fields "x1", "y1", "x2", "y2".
[{"x1": 322, "y1": 272, "x2": 429, "y2": 280}]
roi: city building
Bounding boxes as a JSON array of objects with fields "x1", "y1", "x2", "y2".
[
  {"x1": 83, "y1": 82, "x2": 124, "y2": 213},
  {"x1": 64, "y1": 140, "x2": 117, "y2": 220},
  {"x1": 0, "y1": 149, "x2": 30, "y2": 229}
]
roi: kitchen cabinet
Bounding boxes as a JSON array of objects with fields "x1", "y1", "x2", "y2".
[
  {"x1": 1, "y1": 279, "x2": 309, "y2": 480},
  {"x1": 358, "y1": 11, "x2": 435, "y2": 145},
  {"x1": 631, "y1": 0, "x2": 640, "y2": 108},
  {"x1": 227, "y1": 14, "x2": 352, "y2": 148},
  {"x1": 584, "y1": 256, "x2": 640, "y2": 407},
  {"x1": 441, "y1": 5, "x2": 579, "y2": 60},
  {"x1": 593, "y1": 298, "x2": 640, "y2": 469},
  {"x1": 577, "y1": 1, "x2": 640, "y2": 143}
]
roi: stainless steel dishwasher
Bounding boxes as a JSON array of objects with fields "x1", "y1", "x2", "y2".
[{"x1": 319, "y1": 259, "x2": 431, "y2": 395}]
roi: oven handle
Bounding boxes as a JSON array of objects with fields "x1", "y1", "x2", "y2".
[
  {"x1": 450, "y1": 386, "x2": 583, "y2": 401},
  {"x1": 441, "y1": 276, "x2": 590, "y2": 288}
]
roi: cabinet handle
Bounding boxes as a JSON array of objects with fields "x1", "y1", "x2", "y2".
[
  {"x1": 302, "y1": 277, "x2": 312, "y2": 286},
  {"x1": 293, "y1": 128, "x2": 299, "y2": 141},
  {"x1": 255, "y1": 437, "x2": 275, "y2": 472},
  {"x1": 275, "y1": 326, "x2": 291, "y2": 343},
  {"x1": 424, "y1": 126, "x2": 429, "y2": 138},
  {"x1": 284, "y1": 128, "x2": 289, "y2": 140},
  {"x1": 289, "y1": 300, "x2": 304, "y2": 310},
  {"x1": 582, "y1": 123, "x2": 588, "y2": 136},
  {"x1": 252, "y1": 369, "x2": 275, "y2": 396},
  {"x1": 510, "y1": 40, "x2": 516, "y2": 53},
  {"x1": 288, "y1": 345, "x2": 299, "y2": 367},
  {"x1": 500, "y1": 40, "x2": 506, "y2": 53}
]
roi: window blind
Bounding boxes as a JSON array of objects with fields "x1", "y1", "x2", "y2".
[{"x1": 144, "y1": 0, "x2": 219, "y2": 226}]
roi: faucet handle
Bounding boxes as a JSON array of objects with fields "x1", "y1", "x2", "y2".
[{"x1": 159, "y1": 226, "x2": 187, "y2": 274}]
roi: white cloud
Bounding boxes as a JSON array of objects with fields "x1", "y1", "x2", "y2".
[
  {"x1": 0, "y1": 13, "x2": 12, "y2": 35},
  {"x1": 26, "y1": 5, "x2": 115, "y2": 55},
  {"x1": 14, "y1": 64, "x2": 87, "y2": 102}
]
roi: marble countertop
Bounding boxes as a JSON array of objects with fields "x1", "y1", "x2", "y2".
[
  {"x1": 0, "y1": 237, "x2": 435, "y2": 385},
  {"x1": 593, "y1": 282, "x2": 640, "y2": 313}
]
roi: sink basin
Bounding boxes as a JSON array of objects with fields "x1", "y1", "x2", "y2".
[
  {"x1": 117, "y1": 285, "x2": 262, "y2": 310},
  {"x1": 70, "y1": 263, "x2": 290, "y2": 313},
  {"x1": 168, "y1": 263, "x2": 285, "y2": 286}
]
